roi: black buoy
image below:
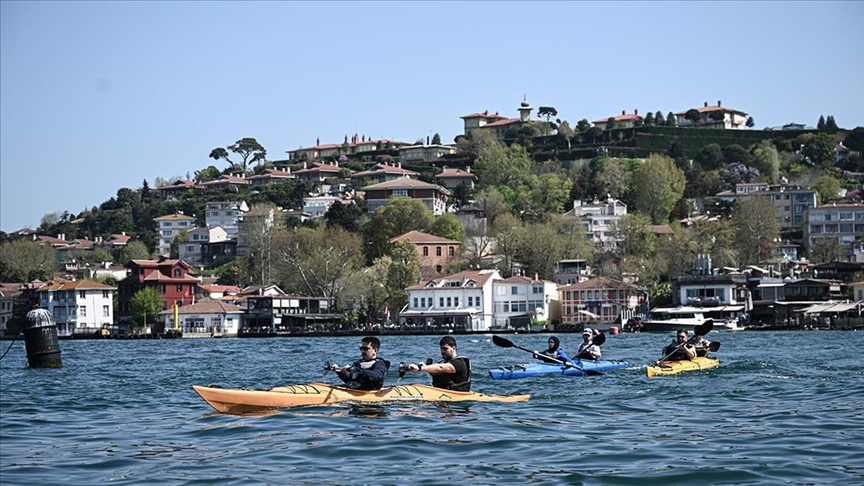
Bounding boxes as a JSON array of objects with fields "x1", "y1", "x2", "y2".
[{"x1": 23, "y1": 307, "x2": 63, "y2": 368}]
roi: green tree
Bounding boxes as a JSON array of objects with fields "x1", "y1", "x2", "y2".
[
  {"x1": 733, "y1": 196, "x2": 780, "y2": 266},
  {"x1": 386, "y1": 240, "x2": 422, "y2": 315},
  {"x1": 431, "y1": 133, "x2": 442, "y2": 145},
  {"x1": 0, "y1": 240, "x2": 56, "y2": 282},
  {"x1": 746, "y1": 116, "x2": 755, "y2": 128},
  {"x1": 842, "y1": 127, "x2": 864, "y2": 153},
  {"x1": 633, "y1": 154, "x2": 686, "y2": 224},
  {"x1": 209, "y1": 137, "x2": 267, "y2": 172},
  {"x1": 594, "y1": 159, "x2": 632, "y2": 200},
  {"x1": 643, "y1": 112, "x2": 655, "y2": 126},
  {"x1": 556, "y1": 120, "x2": 573, "y2": 150},
  {"x1": 685, "y1": 109, "x2": 702, "y2": 124},
  {"x1": 119, "y1": 240, "x2": 152, "y2": 262},
  {"x1": 429, "y1": 213, "x2": 465, "y2": 242},
  {"x1": 825, "y1": 116, "x2": 838, "y2": 133},
  {"x1": 612, "y1": 213, "x2": 656, "y2": 258},
  {"x1": 817, "y1": 115, "x2": 826, "y2": 130},
  {"x1": 362, "y1": 197, "x2": 434, "y2": 264},
  {"x1": 194, "y1": 166, "x2": 222, "y2": 183},
  {"x1": 723, "y1": 144, "x2": 749, "y2": 165},
  {"x1": 696, "y1": 143, "x2": 724, "y2": 170},
  {"x1": 811, "y1": 174, "x2": 842, "y2": 203},
  {"x1": 325, "y1": 201, "x2": 365, "y2": 233},
  {"x1": 666, "y1": 112, "x2": 677, "y2": 127},
  {"x1": 750, "y1": 139, "x2": 780, "y2": 183},
  {"x1": 576, "y1": 119, "x2": 591, "y2": 133},
  {"x1": 798, "y1": 132, "x2": 836, "y2": 168},
  {"x1": 130, "y1": 287, "x2": 163, "y2": 334},
  {"x1": 809, "y1": 237, "x2": 844, "y2": 264},
  {"x1": 170, "y1": 229, "x2": 189, "y2": 260},
  {"x1": 274, "y1": 226, "x2": 364, "y2": 308}
]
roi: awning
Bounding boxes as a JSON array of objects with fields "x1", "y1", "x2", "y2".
[
  {"x1": 399, "y1": 308, "x2": 480, "y2": 318},
  {"x1": 801, "y1": 301, "x2": 859, "y2": 314}
]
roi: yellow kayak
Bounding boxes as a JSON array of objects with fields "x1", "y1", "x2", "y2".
[
  {"x1": 646, "y1": 357, "x2": 720, "y2": 377},
  {"x1": 193, "y1": 382, "x2": 530, "y2": 413}
]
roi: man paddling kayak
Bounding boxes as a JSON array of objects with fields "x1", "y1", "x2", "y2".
[
  {"x1": 661, "y1": 329, "x2": 697, "y2": 361},
  {"x1": 406, "y1": 336, "x2": 471, "y2": 391},
  {"x1": 328, "y1": 336, "x2": 389, "y2": 390},
  {"x1": 574, "y1": 328, "x2": 602, "y2": 360}
]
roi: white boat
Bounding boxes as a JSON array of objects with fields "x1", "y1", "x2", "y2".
[{"x1": 640, "y1": 306, "x2": 713, "y2": 333}]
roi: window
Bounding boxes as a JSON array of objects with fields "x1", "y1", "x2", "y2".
[
  {"x1": 448, "y1": 247, "x2": 455, "y2": 257},
  {"x1": 161, "y1": 284, "x2": 166, "y2": 294},
  {"x1": 177, "y1": 285, "x2": 183, "y2": 292},
  {"x1": 186, "y1": 245, "x2": 195, "y2": 252},
  {"x1": 79, "y1": 291, "x2": 86, "y2": 299},
  {"x1": 103, "y1": 305, "x2": 110, "y2": 317},
  {"x1": 467, "y1": 296, "x2": 473, "y2": 306},
  {"x1": 413, "y1": 298, "x2": 418, "y2": 308},
  {"x1": 79, "y1": 306, "x2": 86, "y2": 317},
  {"x1": 423, "y1": 247, "x2": 429, "y2": 256},
  {"x1": 439, "y1": 298, "x2": 444, "y2": 307},
  {"x1": 102, "y1": 290, "x2": 109, "y2": 299},
  {"x1": 393, "y1": 189, "x2": 408, "y2": 197},
  {"x1": 454, "y1": 297, "x2": 459, "y2": 307},
  {"x1": 446, "y1": 297, "x2": 452, "y2": 307},
  {"x1": 174, "y1": 268, "x2": 183, "y2": 277},
  {"x1": 436, "y1": 246, "x2": 442, "y2": 256}
]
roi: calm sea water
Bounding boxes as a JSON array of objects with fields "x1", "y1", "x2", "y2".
[{"x1": 1, "y1": 330, "x2": 862, "y2": 485}]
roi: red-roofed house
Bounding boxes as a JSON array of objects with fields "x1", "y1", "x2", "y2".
[
  {"x1": 291, "y1": 161, "x2": 346, "y2": 183},
  {"x1": 362, "y1": 177, "x2": 450, "y2": 215},
  {"x1": 461, "y1": 98, "x2": 534, "y2": 141},
  {"x1": 398, "y1": 144, "x2": 457, "y2": 163},
  {"x1": 390, "y1": 230, "x2": 461, "y2": 278},
  {"x1": 156, "y1": 179, "x2": 196, "y2": 198},
  {"x1": 160, "y1": 298, "x2": 246, "y2": 337},
  {"x1": 675, "y1": 100, "x2": 749, "y2": 130},
  {"x1": 287, "y1": 135, "x2": 412, "y2": 161},
  {"x1": 37, "y1": 279, "x2": 116, "y2": 337},
  {"x1": 435, "y1": 167, "x2": 477, "y2": 190},
  {"x1": 352, "y1": 162, "x2": 419, "y2": 185},
  {"x1": 117, "y1": 259, "x2": 199, "y2": 332},
  {"x1": 592, "y1": 109, "x2": 643, "y2": 130},
  {"x1": 195, "y1": 174, "x2": 252, "y2": 193},
  {"x1": 247, "y1": 168, "x2": 296, "y2": 186},
  {"x1": 401, "y1": 269, "x2": 502, "y2": 331}
]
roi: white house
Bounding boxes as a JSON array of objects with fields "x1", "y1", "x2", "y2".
[
  {"x1": 180, "y1": 226, "x2": 229, "y2": 267},
  {"x1": 204, "y1": 201, "x2": 248, "y2": 238},
  {"x1": 564, "y1": 198, "x2": 627, "y2": 248},
  {"x1": 492, "y1": 275, "x2": 559, "y2": 329},
  {"x1": 161, "y1": 298, "x2": 245, "y2": 337},
  {"x1": 154, "y1": 212, "x2": 198, "y2": 256},
  {"x1": 400, "y1": 269, "x2": 501, "y2": 331},
  {"x1": 37, "y1": 280, "x2": 116, "y2": 337}
]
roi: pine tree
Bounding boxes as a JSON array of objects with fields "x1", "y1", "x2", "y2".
[{"x1": 817, "y1": 115, "x2": 826, "y2": 130}]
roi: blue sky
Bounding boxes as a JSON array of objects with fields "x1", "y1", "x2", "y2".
[{"x1": 2, "y1": 1, "x2": 863, "y2": 233}]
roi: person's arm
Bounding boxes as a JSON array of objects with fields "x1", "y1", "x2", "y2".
[
  {"x1": 408, "y1": 361, "x2": 456, "y2": 374},
  {"x1": 682, "y1": 344, "x2": 696, "y2": 359},
  {"x1": 590, "y1": 345, "x2": 601, "y2": 359}
]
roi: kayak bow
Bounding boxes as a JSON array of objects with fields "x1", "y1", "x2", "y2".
[{"x1": 192, "y1": 382, "x2": 530, "y2": 413}]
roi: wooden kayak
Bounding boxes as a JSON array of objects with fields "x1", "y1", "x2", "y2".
[
  {"x1": 646, "y1": 357, "x2": 720, "y2": 377},
  {"x1": 192, "y1": 382, "x2": 530, "y2": 413}
]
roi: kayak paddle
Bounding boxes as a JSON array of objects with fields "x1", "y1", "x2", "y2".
[
  {"x1": 654, "y1": 320, "x2": 714, "y2": 363},
  {"x1": 492, "y1": 335, "x2": 604, "y2": 376}
]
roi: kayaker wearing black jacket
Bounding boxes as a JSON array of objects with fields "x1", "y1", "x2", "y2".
[
  {"x1": 662, "y1": 329, "x2": 697, "y2": 361},
  {"x1": 408, "y1": 336, "x2": 471, "y2": 391},
  {"x1": 330, "y1": 336, "x2": 389, "y2": 390}
]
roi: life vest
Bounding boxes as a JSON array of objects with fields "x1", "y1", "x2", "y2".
[{"x1": 431, "y1": 356, "x2": 471, "y2": 392}]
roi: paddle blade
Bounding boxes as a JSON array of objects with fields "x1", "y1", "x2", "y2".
[
  {"x1": 492, "y1": 335, "x2": 515, "y2": 348},
  {"x1": 709, "y1": 341, "x2": 721, "y2": 352},
  {"x1": 592, "y1": 333, "x2": 607, "y2": 346},
  {"x1": 694, "y1": 320, "x2": 714, "y2": 337}
]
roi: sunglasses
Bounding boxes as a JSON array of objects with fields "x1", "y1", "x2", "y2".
[{"x1": 359, "y1": 346, "x2": 372, "y2": 351}]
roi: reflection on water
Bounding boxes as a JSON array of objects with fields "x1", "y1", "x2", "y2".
[{"x1": 1, "y1": 332, "x2": 863, "y2": 485}]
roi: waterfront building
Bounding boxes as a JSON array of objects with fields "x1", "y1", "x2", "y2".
[
  {"x1": 241, "y1": 294, "x2": 340, "y2": 334},
  {"x1": 552, "y1": 259, "x2": 591, "y2": 286},
  {"x1": 116, "y1": 259, "x2": 199, "y2": 332},
  {"x1": 491, "y1": 275, "x2": 559, "y2": 329},
  {"x1": 401, "y1": 269, "x2": 500, "y2": 331},
  {"x1": 558, "y1": 277, "x2": 642, "y2": 328},
  {"x1": 37, "y1": 279, "x2": 116, "y2": 337},
  {"x1": 161, "y1": 298, "x2": 245, "y2": 337}
]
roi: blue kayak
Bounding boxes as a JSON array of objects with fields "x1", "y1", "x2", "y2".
[{"x1": 488, "y1": 360, "x2": 628, "y2": 380}]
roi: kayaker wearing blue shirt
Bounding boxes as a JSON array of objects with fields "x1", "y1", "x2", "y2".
[
  {"x1": 407, "y1": 336, "x2": 471, "y2": 391},
  {"x1": 533, "y1": 336, "x2": 571, "y2": 364},
  {"x1": 575, "y1": 328, "x2": 602, "y2": 360},
  {"x1": 662, "y1": 329, "x2": 696, "y2": 361},
  {"x1": 329, "y1": 336, "x2": 389, "y2": 390}
]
